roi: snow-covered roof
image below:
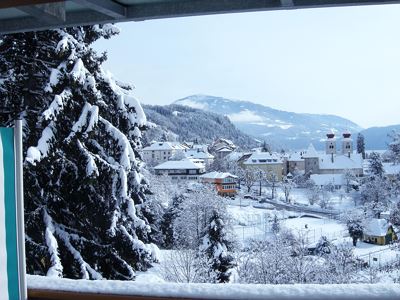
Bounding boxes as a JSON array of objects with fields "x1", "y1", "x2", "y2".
[
  {"x1": 303, "y1": 144, "x2": 319, "y2": 158},
  {"x1": 243, "y1": 152, "x2": 283, "y2": 165},
  {"x1": 318, "y1": 153, "x2": 363, "y2": 170},
  {"x1": 217, "y1": 147, "x2": 233, "y2": 153},
  {"x1": 364, "y1": 218, "x2": 392, "y2": 236},
  {"x1": 142, "y1": 142, "x2": 186, "y2": 151},
  {"x1": 310, "y1": 174, "x2": 344, "y2": 186},
  {"x1": 287, "y1": 151, "x2": 305, "y2": 161},
  {"x1": 154, "y1": 159, "x2": 204, "y2": 170},
  {"x1": 184, "y1": 150, "x2": 214, "y2": 160},
  {"x1": 226, "y1": 151, "x2": 245, "y2": 162},
  {"x1": 383, "y1": 163, "x2": 400, "y2": 175},
  {"x1": 200, "y1": 172, "x2": 238, "y2": 180},
  {"x1": 192, "y1": 144, "x2": 208, "y2": 149}
]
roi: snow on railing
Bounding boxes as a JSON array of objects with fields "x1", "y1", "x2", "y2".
[{"x1": 27, "y1": 275, "x2": 400, "y2": 300}]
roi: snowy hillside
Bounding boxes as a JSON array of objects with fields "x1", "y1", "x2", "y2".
[
  {"x1": 174, "y1": 95, "x2": 363, "y2": 150},
  {"x1": 360, "y1": 124, "x2": 400, "y2": 150},
  {"x1": 142, "y1": 104, "x2": 259, "y2": 149}
]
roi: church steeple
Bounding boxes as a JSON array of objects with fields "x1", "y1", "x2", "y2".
[
  {"x1": 342, "y1": 131, "x2": 353, "y2": 156},
  {"x1": 325, "y1": 133, "x2": 336, "y2": 155}
]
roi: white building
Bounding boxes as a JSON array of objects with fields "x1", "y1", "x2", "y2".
[
  {"x1": 310, "y1": 174, "x2": 345, "y2": 189},
  {"x1": 153, "y1": 159, "x2": 206, "y2": 181},
  {"x1": 141, "y1": 141, "x2": 187, "y2": 164},
  {"x1": 209, "y1": 138, "x2": 236, "y2": 159},
  {"x1": 182, "y1": 149, "x2": 214, "y2": 166}
]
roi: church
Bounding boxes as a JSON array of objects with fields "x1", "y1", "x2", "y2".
[{"x1": 304, "y1": 132, "x2": 364, "y2": 177}]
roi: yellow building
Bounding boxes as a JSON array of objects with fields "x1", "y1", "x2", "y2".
[
  {"x1": 363, "y1": 218, "x2": 398, "y2": 245},
  {"x1": 242, "y1": 152, "x2": 284, "y2": 181}
]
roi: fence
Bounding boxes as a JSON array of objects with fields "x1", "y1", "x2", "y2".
[{"x1": 357, "y1": 245, "x2": 400, "y2": 269}]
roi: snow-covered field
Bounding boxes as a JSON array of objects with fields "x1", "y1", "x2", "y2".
[{"x1": 283, "y1": 216, "x2": 347, "y2": 244}]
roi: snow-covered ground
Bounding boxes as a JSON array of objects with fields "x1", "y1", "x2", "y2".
[
  {"x1": 227, "y1": 199, "x2": 399, "y2": 269},
  {"x1": 283, "y1": 216, "x2": 347, "y2": 244}
]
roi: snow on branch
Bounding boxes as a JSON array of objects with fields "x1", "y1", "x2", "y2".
[
  {"x1": 77, "y1": 139, "x2": 99, "y2": 177},
  {"x1": 42, "y1": 90, "x2": 72, "y2": 121},
  {"x1": 54, "y1": 225, "x2": 103, "y2": 280},
  {"x1": 26, "y1": 124, "x2": 55, "y2": 164},
  {"x1": 68, "y1": 102, "x2": 99, "y2": 140},
  {"x1": 99, "y1": 69, "x2": 146, "y2": 127},
  {"x1": 43, "y1": 210, "x2": 63, "y2": 278},
  {"x1": 119, "y1": 225, "x2": 157, "y2": 261},
  {"x1": 99, "y1": 116, "x2": 136, "y2": 170}
]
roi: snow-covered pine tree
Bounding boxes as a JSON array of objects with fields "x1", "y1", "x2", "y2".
[
  {"x1": 315, "y1": 236, "x2": 332, "y2": 256},
  {"x1": 388, "y1": 130, "x2": 400, "y2": 164},
  {"x1": 368, "y1": 152, "x2": 384, "y2": 177},
  {"x1": 347, "y1": 220, "x2": 363, "y2": 246},
  {"x1": 160, "y1": 193, "x2": 185, "y2": 249},
  {"x1": 0, "y1": 26, "x2": 158, "y2": 279},
  {"x1": 199, "y1": 210, "x2": 236, "y2": 283},
  {"x1": 356, "y1": 133, "x2": 366, "y2": 159},
  {"x1": 271, "y1": 214, "x2": 280, "y2": 234}
]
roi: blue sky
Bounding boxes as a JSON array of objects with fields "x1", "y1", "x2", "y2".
[{"x1": 94, "y1": 4, "x2": 400, "y2": 129}]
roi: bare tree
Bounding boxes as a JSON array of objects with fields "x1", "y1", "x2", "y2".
[
  {"x1": 240, "y1": 167, "x2": 258, "y2": 193},
  {"x1": 266, "y1": 172, "x2": 279, "y2": 200},
  {"x1": 281, "y1": 176, "x2": 294, "y2": 203},
  {"x1": 162, "y1": 249, "x2": 207, "y2": 283}
]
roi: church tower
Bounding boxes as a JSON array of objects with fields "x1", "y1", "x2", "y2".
[
  {"x1": 325, "y1": 133, "x2": 336, "y2": 155},
  {"x1": 342, "y1": 132, "x2": 353, "y2": 156}
]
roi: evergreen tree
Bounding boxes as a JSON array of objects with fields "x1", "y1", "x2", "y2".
[
  {"x1": 347, "y1": 220, "x2": 363, "y2": 246},
  {"x1": 261, "y1": 141, "x2": 271, "y2": 153},
  {"x1": 0, "y1": 26, "x2": 158, "y2": 279},
  {"x1": 368, "y1": 152, "x2": 384, "y2": 177},
  {"x1": 199, "y1": 210, "x2": 236, "y2": 283},
  {"x1": 356, "y1": 133, "x2": 366, "y2": 159},
  {"x1": 388, "y1": 130, "x2": 400, "y2": 164},
  {"x1": 389, "y1": 201, "x2": 400, "y2": 226},
  {"x1": 360, "y1": 175, "x2": 389, "y2": 217},
  {"x1": 271, "y1": 214, "x2": 280, "y2": 234},
  {"x1": 160, "y1": 194, "x2": 184, "y2": 249},
  {"x1": 315, "y1": 236, "x2": 332, "y2": 256}
]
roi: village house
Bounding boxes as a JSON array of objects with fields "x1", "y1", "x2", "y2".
[
  {"x1": 208, "y1": 138, "x2": 236, "y2": 159},
  {"x1": 199, "y1": 171, "x2": 238, "y2": 197},
  {"x1": 153, "y1": 158, "x2": 205, "y2": 181},
  {"x1": 182, "y1": 148, "x2": 214, "y2": 166},
  {"x1": 242, "y1": 152, "x2": 284, "y2": 181},
  {"x1": 304, "y1": 132, "x2": 363, "y2": 177},
  {"x1": 285, "y1": 151, "x2": 306, "y2": 175},
  {"x1": 141, "y1": 141, "x2": 188, "y2": 165},
  {"x1": 363, "y1": 218, "x2": 398, "y2": 245}
]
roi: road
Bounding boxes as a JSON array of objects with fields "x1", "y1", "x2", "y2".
[{"x1": 252, "y1": 199, "x2": 341, "y2": 218}]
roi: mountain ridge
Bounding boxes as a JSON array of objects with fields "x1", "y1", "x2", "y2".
[{"x1": 173, "y1": 94, "x2": 363, "y2": 150}]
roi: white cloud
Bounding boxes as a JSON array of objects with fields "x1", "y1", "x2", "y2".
[
  {"x1": 227, "y1": 110, "x2": 264, "y2": 123},
  {"x1": 177, "y1": 99, "x2": 209, "y2": 110}
]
